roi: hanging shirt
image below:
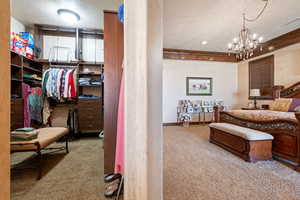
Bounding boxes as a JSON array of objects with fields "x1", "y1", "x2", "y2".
[
  {"x1": 22, "y1": 83, "x2": 32, "y2": 128},
  {"x1": 29, "y1": 87, "x2": 43, "y2": 123}
]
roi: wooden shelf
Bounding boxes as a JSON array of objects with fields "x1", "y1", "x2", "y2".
[
  {"x1": 11, "y1": 78, "x2": 23, "y2": 82},
  {"x1": 37, "y1": 59, "x2": 104, "y2": 66},
  {"x1": 79, "y1": 85, "x2": 102, "y2": 87},
  {"x1": 11, "y1": 64, "x2": 22, "y2": 69},
  {"x1": 23, "y1": 66, "x2": 42, "y2": 73},
  {"x1": 78, "y1": 73, "x2": 101, "y2": 76}
]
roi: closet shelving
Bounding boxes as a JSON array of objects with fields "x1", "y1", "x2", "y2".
[
  {"x1": 10, "y1": 51, "x2": 43, "y2": 130},
  {"x1": 38, "y1": 59, "x2": 104, "y2": 134},
  {"x1": 77, "y1": 62, "x2": 104, "y2": 133}
]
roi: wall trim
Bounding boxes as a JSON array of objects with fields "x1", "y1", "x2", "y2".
[
  {"x1": 247, "y1": 28, "x2": 300, "y2": 60},
  {"x1": 163, "y1": 48, "x2": 238, "y2": 63},
  {"x1": 163, "y1": 28, "x2": 300, "y2": 63}
]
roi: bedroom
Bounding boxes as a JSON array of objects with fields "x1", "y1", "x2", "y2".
[
  {"x1": 163, "y1": 0, "x2": 300, "y2": 199},
  {"x1": 0, "y1": 0, "x2": 300, "y2": 200}
]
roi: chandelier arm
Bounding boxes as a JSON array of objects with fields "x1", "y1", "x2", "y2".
[{"x1": 245, "y1": 0, "x2": 269, "y2": 22}]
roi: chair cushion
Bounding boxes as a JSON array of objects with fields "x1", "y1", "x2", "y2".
[
  {"x1": 11, "y1": 127, "x2": 69, "y2": 152},
  {"x1": 209, "y1": 123, "x2": 273, "y2": 141}
]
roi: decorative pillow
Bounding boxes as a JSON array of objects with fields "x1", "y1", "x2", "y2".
[
  {"x1": 270, "y1": 98, "x2": 292, "y2": 112},
  {"x1": 288, "y1": 98, "x2": 300, "y2": 112}
]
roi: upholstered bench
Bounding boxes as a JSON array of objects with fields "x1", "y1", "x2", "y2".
[
  {"x1": 209, "y1": 123, "x2": 274, "y2": 162},
  {"x1": 11, "y1": 127, "x2": 69, "y2": 179}
]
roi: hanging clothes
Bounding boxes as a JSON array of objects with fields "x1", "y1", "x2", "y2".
[
  {"x1": 115, "y1": 73, "x2": 124, "y2": 174},
  {"x1": 43, "y1": 98, "x2": 52, "y2": 125},
  {"x1": 22, "y1": 83, "x2": 31, "y2": 127},
  {"x1": 42, "y1": 68, "x2": 78, "y2": 101},
  {"x1": 29, "y1": 87, "x2": 43, "y2": 123}
]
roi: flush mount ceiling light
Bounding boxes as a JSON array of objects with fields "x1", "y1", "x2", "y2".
[
  {"x1": 201, "y1": 41, "x2": 208, "y2": 45},
  {"x1": 57, "y1": 9, "x2": 80, "y2": 24},
  {"x1": 227, "y1": 0, "x2": 269, "y2": 60}
]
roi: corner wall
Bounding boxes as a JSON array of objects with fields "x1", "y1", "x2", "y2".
[
  {"x1": 11, "y1": 17, "x2": 25, "y2": 33},
  {"x1": 237, "y1": 43, "x2": 300, "y2": 107},
  {"x1": 163, "y1": 59, "x2": 238, "y2": 123}
]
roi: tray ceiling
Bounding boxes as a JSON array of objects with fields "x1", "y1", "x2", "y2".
[{"x1": 164, "y1": 0, "x2": 300, "y2": 52}]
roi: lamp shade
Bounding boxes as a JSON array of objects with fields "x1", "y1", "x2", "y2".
[{"x1": 250, "y1": 89, "x2": 261, "y2": 97}]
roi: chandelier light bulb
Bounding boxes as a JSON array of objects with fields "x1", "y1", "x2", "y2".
[
  {"x1": 226, "y1": 0, "x2": 269, "y2": 60},
  {"x1": 252, "y1": 33, "x2": 258, "y2": 39}
]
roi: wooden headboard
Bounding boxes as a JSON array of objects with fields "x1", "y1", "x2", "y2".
[{"x1": 273, "y1": 81, "x2": 300, "y2": 98}]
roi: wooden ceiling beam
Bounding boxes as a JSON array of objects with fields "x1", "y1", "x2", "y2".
[
  {"x1": 164, "y1": 28, "x2": 300, "y2": 63},
  {"x1": 246, "y1": 28, "x2": 300, "y2": 60},
  {"x1": 163, "y1": 48, "x2": 238, "y2": 63}
]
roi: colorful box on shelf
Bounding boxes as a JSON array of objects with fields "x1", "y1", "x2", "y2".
[{"x1": 11, "y1": 32, "x2": 34, "y2": 59}]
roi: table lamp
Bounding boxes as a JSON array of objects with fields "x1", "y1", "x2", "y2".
[{"x1": 250, "y1": 89, "x2": 261, "y2": 109}]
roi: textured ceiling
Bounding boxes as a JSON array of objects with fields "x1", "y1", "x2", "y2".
[
  {"x1": 164, "y1": 0, "x2": 300, "y2": 51},
  {"x1": 12, "y1": 0, "x2": 121, "y2": 30},
  {"x1": 12, "y1": 0, "x2": 300, "y2": 52}
]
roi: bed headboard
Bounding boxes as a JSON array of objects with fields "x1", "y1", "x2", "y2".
[{"x1": 273, "y1": 81, "x2": 300, "y2": 99}]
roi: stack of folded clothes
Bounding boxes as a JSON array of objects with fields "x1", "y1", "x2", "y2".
[
  {"x1": 78, "y1": 78, "x2": 91, "y2": 86},
  {"x1": 11, "y1": 128, "x2": 39, "y2": 141},
  {"x1": 90, "y1": 80, "x2": 102, "y2": 86}
]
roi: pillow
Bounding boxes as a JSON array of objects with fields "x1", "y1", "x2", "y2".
[
  {"x1": 270, "y1": 98, "x2": 292, "y2": 112},
  {"x1": 288, "y1": 98, "x2": 300, "y2": 112}
]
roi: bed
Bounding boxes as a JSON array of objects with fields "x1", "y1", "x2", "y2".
[{"x1": 214, "y1": 82, "x2": 300, "y2": 171}]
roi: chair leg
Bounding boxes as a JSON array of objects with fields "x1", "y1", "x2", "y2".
[
  {"x1": 36, "y1": 145, "x2": 42, "y2": 180},
  {"x1": 65, "y1": 136, "x2": 69, "y2": 154}
]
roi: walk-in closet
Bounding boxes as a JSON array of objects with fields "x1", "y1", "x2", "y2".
[{"x1": 9, "y1": 0, "x2": 124, "y2": 199}]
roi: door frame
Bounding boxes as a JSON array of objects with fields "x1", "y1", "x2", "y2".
[{"x1": 0, "y1": 0, "x2": 11, "y2": 199}]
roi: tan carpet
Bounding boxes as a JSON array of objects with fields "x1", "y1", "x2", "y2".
[
  {"x1": 11, "y1": 137, "x2": 104, "y2": 200},
  {"x1": 164, "y1": 125, "x2": 300, "y2": 200}
]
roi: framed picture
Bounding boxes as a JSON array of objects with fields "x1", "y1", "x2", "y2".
[{"x1": 186, "y1": 77, "x2": 212, "y2": 96}]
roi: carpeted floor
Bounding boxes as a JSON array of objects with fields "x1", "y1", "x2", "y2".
[
  {"x1": 164, "y1": 125, "x2": 300, "y2": 200},
  {"x1": 11, "y1": 137, "x2": 104, "y2": 200}
]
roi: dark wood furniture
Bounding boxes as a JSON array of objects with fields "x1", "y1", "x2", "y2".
[
  {"x1": 214, "y1": 82, "x2": 300, "y2": 171},
  {"x1": 77, "y1": 62, "x2": 104, "y2": 133},
  {"x1": 11, "y1": 99, "x2": 24, "y2": 130},
  {"x1": 10, "y1": 51, "x2": 43, "y2": 130},
  {"x1": 104, "y1": 10, "x2": 124, "y2": 173},
  {"x1": 209, "y1": 126, "x2": 273, "y2": 162},
  {"x1": 77, "y1": 98, "x2": 103, "y2": 132}
]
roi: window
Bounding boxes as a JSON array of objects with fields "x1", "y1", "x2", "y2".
[{"x1": 249, "y1": 55, "x2": 274, "y2": 99}]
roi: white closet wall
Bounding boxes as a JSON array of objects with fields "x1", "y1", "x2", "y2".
[
  {"x1": 43, "y1": 35, "x2": 103, "y2": 62},
  {"x1": 43, "y1": 35, "x2": 76, "y2": 61},
  {"x1": 11, "y1": 17, "x2": 25, "y2": 33},
  {"x1": 82, "y1": 38, "x2": 104, "y2": 62}
]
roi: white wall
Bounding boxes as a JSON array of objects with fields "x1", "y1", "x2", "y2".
[
  {"x1": 163, "y1": 59, "x2": 238, "y2": 123},
  {"x1": 11, "y1": 17, "x2": 25, "y2": 33},
  {"x1": 43, "y1": 35, "x2": 104, "y2": 62},
  {"x1": 82, "y1": 38, "x2": 104, "y2": 62}
]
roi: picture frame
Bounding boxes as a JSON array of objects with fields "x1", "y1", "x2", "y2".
[{"x1": 186, "y1": 77, "x2": 212, "y2": 96}]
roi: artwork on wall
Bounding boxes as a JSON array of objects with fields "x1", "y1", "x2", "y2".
[{"x1": 186, "y1": 77, "x2": 212, "y2": 96}]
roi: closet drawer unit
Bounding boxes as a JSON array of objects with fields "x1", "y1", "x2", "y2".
[
  {"x1": 77, "y1": 99, "x2": 103, "y2": 132},
  {"x1": 11, "y1": 98, "x2": 24, "y2": 130}
]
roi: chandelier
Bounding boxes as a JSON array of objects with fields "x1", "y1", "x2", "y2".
[{"x1": 227, "y1": 0, "x2": 269, "y2": 60}]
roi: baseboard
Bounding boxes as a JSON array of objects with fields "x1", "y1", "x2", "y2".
[
  {"x1": 163, "y1": 121, "x2": 211, "y2": 126},
  {"x1": 163, "y1": 122, "x2": 179, "y2": 126}
]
